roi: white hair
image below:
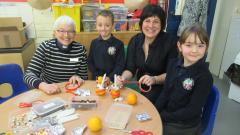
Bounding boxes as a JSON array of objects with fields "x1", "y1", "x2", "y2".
[{"x1": 53, "y1": 15, "x2": 76, "y2": 30}]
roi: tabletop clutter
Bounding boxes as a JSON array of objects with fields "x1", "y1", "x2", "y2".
[{"x1": 7, "y1": 74, "x2": 153, "y2": 135}]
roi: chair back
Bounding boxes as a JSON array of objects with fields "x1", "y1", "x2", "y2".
[
  {"x1": 201, "y1": 85, "x2": 220, "y2": 135},
  {"x1": 0, "y1": 64, "x2": 28, "y2": 103}
]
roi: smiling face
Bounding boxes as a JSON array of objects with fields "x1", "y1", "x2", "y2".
[
  {"x1": 141, "y1": 16, "x2": 161, "y2": 40},
  {"x1": 96, "y1": 15, "x2": 114, "y2": 40},
  {"x1": 178, "y1": 33, "x2": 207, "y2": 67},
  {"x1": 54, "y1": 23, "x2": 76, "y2": 46}
]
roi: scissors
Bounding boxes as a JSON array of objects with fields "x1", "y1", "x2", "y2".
[
  {"x1": 122, "y1": 129, "x2": 153, "y2": 135},
  {"x1": 122, "y1": 81, "x2": 152, "y2": 93},
  {"x1": 18, "y1": 102, "x2": 32, "y2": 108},
  {"x1": 18, "y1": 100, "x2": 43, "y2": 108}
]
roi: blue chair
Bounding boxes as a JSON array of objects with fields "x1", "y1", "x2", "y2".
[
  {"x1": 201, "y1": 85, "x2": 220, "y2": 135},
  {"x1": 0, "y1": 64, "x2": 28, "y2": 103}
]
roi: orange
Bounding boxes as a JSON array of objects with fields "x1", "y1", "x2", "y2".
[
  {"x1": 87, "y1": 116, "x2": 102, "y2": 132},
  {"x1": 96, "y1": 76, "x2": 103, "y2": 84},
  {"x1": 110, "y1": 90, "x2": 120, "y2": 99},
  {"x1": 127, "y1": 92, "x2": 137, "y2": 105},
  {"x1": 96, "y1": 88, "x2": 106, "y2": 96}
]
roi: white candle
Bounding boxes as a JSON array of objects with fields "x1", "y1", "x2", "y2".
[
  {"x1": 114, "y1": 74, "x2": 117, "y2": 87},
  {"x1": 101, "y1": 73, "x2": 106, "y2": 87}
]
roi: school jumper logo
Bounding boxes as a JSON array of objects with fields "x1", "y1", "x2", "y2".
[
  {"x1": 182, "y1": 78, "x2": 194, "y2": 90},
  {"x1": 108, "y1": 46, "x2": 116, "y2": 55}
]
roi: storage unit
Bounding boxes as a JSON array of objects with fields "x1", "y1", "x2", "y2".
[
  {"x1": 114, "y1": 19, "x2": 127, "y2": 31},
  {"x1": 228, "y1": 52, "x2": 240, "y2": 103},
  {"x1": 82, "y1": 19, "x2": 96, "y2": 32},
  {"x1": 81, "y1": 4, "x2": 99, "y2": 20},
  {"x1": 0, "y1": 17, "x2": 27, "y2": 49},
  {"x1": 128, "y1": 19, "x2": 140, "y2": 31},
  {"x1": 52, "y1": 4, "x2": 81, "y2": 32},
  {"x1": 0, "y1": 39, "x2": 35, "y2": 71},
  {"x1": 109, "y1": 5, "x2": 128, "y2": 20}
]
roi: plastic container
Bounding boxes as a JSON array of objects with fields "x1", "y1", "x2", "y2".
[
  {"x1": 128, "y1": 18, "x2": 140, "y2": 31},
  {"x1": 114, "y1": 19, "x2": 127, "y2": 31},
  {"x1": 81, "y1": 4, "x2": 100, "y2": 20},
  {"x1": 32, "y1": 98, "x2": 65, "y2": 117},
  {"x1": 70, "y1": 96, "x2": 98, "y2": 109},
  {"x1": 9, "y1": 109, "x2": 35, "y2": 134},
  {"x1": 52, "y1": 4, "x2": 81, "y2": 32},
  {"x1": 109, "y1": 6, "x2": 128, "y2": 20},
  {"x1": 82, "y1": 19, "x2": 96, "y2": 32}
]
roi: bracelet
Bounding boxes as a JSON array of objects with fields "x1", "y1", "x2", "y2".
[{"x1": 64, "y1": 82, "x2": 80, "y2": 92}]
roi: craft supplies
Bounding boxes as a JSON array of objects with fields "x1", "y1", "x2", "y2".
[
  {"x1": 9, "y1": 110, "x2": 37, "y2": 134},
  {"x1": 70, "y1": 96, "x2": 98, "y2": 109},
  {"x1": 65, "y1": 82, "x2": 81, "y2": 95},
  {"x1": 31, "y1": 117, "x2": 65, "y2": 135},
  {"x1": 74, "y1": 89, "x2": 91, "y2": 96},
  {"x1": 32, "y1": 98, "x2": 65, "y2": 117},
  {"x1": 71, "y1": 125, "x2": 87, "y2": 135},
  {"x1": 105, "y1": 103, "x2": 132, "y2": 129},
  {"x1": 121, "y1": 129, "x2": 153, "y2": 135},
  {"x1": 136, "y1": 112, "x2": 151, "y2": 122},
  {"x1": 18, "y1": 100, "x2": 43, "y2": 108}
]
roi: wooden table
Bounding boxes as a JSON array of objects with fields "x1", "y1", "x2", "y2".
[{"x1": 0, "y1": 81, "x2": 162, "y2": 135}]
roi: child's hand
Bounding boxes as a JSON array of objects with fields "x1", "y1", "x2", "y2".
[
  {"x1": 39, "y1": 82, "x2": 61, "y2": 95},
  {"x1": 116, "y1": 75, "x2": 125, "y2": 86},
  {"x1": 69, "y1": 75, "x2": 84, "y2": 86},
  {"x1": 139, "y1": 75, "x2": 156, "y2": 86}
]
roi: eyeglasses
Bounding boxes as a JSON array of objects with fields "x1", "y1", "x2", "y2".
[{"x1": 56, "y1": 30, "x2": 76, "y2": 35}]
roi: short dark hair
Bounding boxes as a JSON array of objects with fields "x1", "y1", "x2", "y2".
[
  {"x1": 97, "y1": 9, "x2": 114, "y2": 24},
  {"x1": 139, "y1": 4, "x2": 166, "y2": 31}
]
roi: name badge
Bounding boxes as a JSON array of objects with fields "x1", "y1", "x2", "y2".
[{"x1": 70, "y1": 58, "x2": 79, "y2": 62}]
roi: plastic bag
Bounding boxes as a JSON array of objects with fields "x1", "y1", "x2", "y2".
[{"x1": 225, "y1": 63, "x2": 240, "y2": 86}]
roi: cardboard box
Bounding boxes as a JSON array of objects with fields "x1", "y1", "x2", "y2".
[
  {"x1": 0, "y1": 39, "x2": 35, "y2": 71},
  {"x1": 0, "y1": 17, "x2": 27, "y2": 49}
]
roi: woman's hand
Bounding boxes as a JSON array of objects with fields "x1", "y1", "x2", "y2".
[
  {"x1": 139, "y1": 75, "x2": 156, "y2": 86},
  {"x1": 69, "y1": 75, "x2": 84, "y2": 85},
  {"x1": 38, "y1": 82, "x2": 61, "y2": 95}
]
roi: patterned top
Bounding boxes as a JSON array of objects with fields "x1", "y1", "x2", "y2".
[
  {"x1": 24, "y1": 39, "x2": 88, "y2": 88},
  {"x1": 177, "y1": 0, "x2": 208, "y2": 36}
]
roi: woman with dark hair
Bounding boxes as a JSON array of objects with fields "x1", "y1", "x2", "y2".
[{"x1": 117, "y1": 4, "x2": 178, "y2": 103}]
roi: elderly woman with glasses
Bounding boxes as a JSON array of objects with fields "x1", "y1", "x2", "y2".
[{"x1": 24, "y1": 15, "x2": 88, "y2": 94}]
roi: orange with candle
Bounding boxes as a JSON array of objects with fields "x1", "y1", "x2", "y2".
[
  {"x1": 110, "y1": 74, "x2": 121, "y2": 99},
  {"x1": 95, "y1": 74, "x2": 107, "y2": 96}
]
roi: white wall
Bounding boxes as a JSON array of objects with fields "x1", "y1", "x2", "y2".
[
  {"x1": 208, "y1": 0, "x2": 240, "y2": 78},
  {"x1": 32, "y1": 7, "x2": 55, "y2": 46},
  {"x1": 0, "y1": 2, "x2": 36, "y2": 38},
  {"x1": 0, "y1": 2, "x2": 54, "y2": 47}
]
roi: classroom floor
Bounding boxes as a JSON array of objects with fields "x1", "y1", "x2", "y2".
[{"x1": 212, "y1": 75, "x2": 240, "y2": 135}]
